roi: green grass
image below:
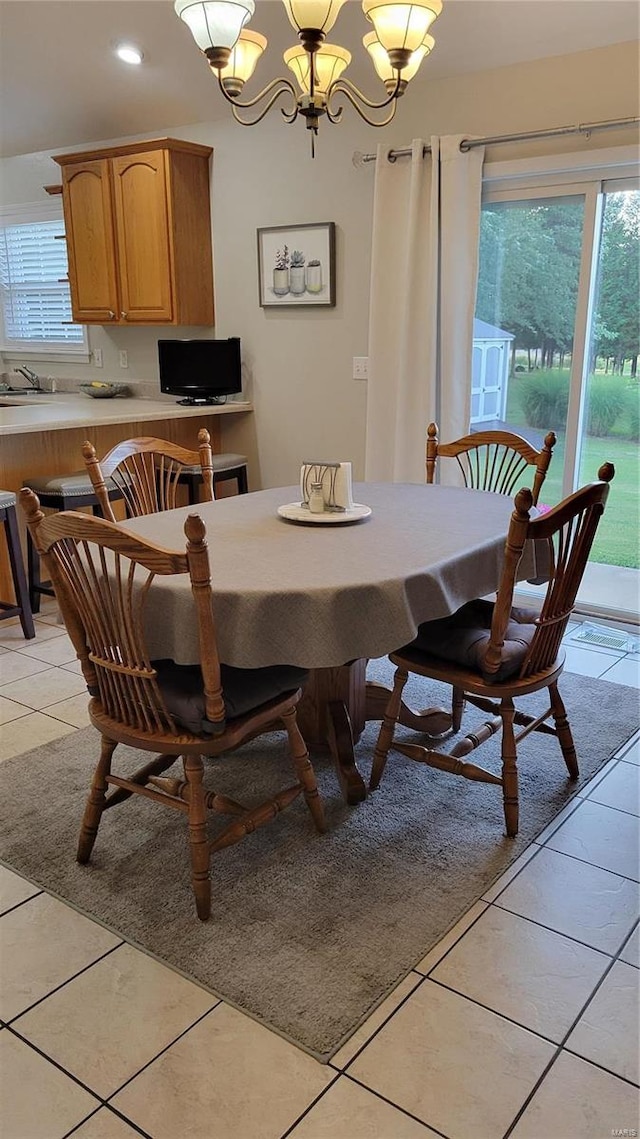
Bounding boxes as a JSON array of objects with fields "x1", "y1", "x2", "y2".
[{"x1": 505, "y1": 377, "x2": 640, "y2": 569}]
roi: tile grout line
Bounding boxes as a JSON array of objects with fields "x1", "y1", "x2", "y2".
[
  {"x1": 7, "y1": 1003, "x2": 220, "y2": 1126},
  {"x1": 62, "y1": 1103, "x2": 155, "y2": 1139},
  {"x1": 534, "y1": 843, "x2": 640, "y2": 884},
  {"x1": 491, "y1": 895, "x2": 635, "y2": 959},
  {"x1": 102, "y1": 1003, "x2": 222, "y2": 1104},
  {"x1": 5, "y1": 941, "x2": 125, "y2": 1027},
  {"x1": 0, "y1": 889, "x2": 44, "y2": 918},
  {"x1": 501, "y1": 922, "x2": 640, "y2": 1138},
  {"x1": 334, "y1": 971, "x2": 434, "y2": 1075},
  {"x1": 278, "y1": 1070, "x2": 343, "y2": 1139},
  {"x1": 560, "y1": 1044, "x2": 640, "y2": 1090},
  {"x1": 5, "y1": 1023, "x2": 105, "y2": 1107},
  {"x1": 345, "y1": 1072, "x2": 454, "y2": 1139}
]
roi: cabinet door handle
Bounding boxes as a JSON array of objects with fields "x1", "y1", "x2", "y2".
[
  {"x1": 120, "y1": 311, "x2": 128, "y2": 319},
  {"x1": 108, "y1": 310, "x2": 116, "y2": 320}
]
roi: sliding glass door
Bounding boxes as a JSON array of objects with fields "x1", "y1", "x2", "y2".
[{"x1": 474, "y1": 174, "x2": 639, "y2": 620}]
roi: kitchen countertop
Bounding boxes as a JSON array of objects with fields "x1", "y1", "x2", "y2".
[{"x1": 0, "y1": 392, "x2": 253, "y2": 436}]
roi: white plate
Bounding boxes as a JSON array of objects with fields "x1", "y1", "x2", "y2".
[{"x1": 277, "y1": 501, "x2": 372, "y2": 525}]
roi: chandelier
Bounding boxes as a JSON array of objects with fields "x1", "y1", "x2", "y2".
[{"x1": 174, "y1": 0, "x2": 442, "y2": 154}]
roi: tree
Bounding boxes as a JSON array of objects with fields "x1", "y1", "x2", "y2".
[
  {"x1": 592, "y1": 192, "x2": 640, "y2": 376},
  {"x1": 477, "y1": 192, "x2": 640, "y2": 377},
  {"x1": 476, "y1": 200, "x2": 583, "y2": 371}
]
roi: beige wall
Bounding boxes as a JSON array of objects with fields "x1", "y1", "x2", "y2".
[{"x1": 1, "y1": 40, "x2": 638, "y2": 489}]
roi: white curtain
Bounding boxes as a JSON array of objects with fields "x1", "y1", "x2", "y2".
[{"x1": 364, "y1": 135, "x2": 485, "y2": 483}]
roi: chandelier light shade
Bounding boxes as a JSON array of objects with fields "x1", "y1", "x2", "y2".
[
  {"x1": 363, "y1": 29, "x2": 434, "y2": 87},
  {"x1": 282, "y1": 0, "x2": 349, "y2": 37},
  {"x1": 175, "y1": 0, "x2": 254, "y2": 53},
  {"x1": 173, "y1": 0, "x2": 443, "y2": 153},
  {"x1": 218, "y1": 28, "x2": 268, "y2": 92},
  {"x1": 363, "y1": 0, "x2": 442, "y2": 62},
  {"x1": 284, "y1": 43, "x2": 351, "y2": 96}
]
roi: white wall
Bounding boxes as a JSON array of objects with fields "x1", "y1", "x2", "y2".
[{"x1": 1, "y1": 40, "x2": 638, "y2": 489}]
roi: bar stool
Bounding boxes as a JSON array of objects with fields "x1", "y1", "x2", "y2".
[
  {"x1": 179, "y1": 453, "x2": 249, "y2": 503},
  {"x1": 24, "y1": 473, "x2": 122, "y2": 613},
  {"x1": 0, "y1": 490, "x2": 35, "y2": 638}
]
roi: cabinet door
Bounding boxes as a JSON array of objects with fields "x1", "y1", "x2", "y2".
[
  {"x1": 61, "y1": 159, "x2": 120, "y2": 323},
  {"x1": 111, "y1": 150, "x2": 174, "y2": 323}
]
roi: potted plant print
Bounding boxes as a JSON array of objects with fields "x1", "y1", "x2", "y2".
[
  {"x1": 305, "y1": 258, "x2": 322, "y2": 294},
  {"x1": 273, "y1": 245, "x2": 290, "y2": 295},
  {"x1": 290, "y1": 249, "x2": 306, "y2": 295}
]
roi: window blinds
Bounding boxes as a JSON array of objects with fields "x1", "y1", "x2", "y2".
[{"x1": 0, "y1": 219, "x2": 83, "y2": 345}]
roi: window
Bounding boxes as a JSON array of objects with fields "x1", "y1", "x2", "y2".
[{"x1": 0, "y1": 206, "x2": 88, "y2": 358}]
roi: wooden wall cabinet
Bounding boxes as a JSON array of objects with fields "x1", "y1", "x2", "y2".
[{"x1": 54, "y1": 139, "x2": 214, "y2": 326}]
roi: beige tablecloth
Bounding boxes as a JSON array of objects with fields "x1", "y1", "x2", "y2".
[{"x1": 122, "y1": 483, "x2": 543, "y2": 669}]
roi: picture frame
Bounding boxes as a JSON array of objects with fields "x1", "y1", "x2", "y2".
[{"x1": 257, "y1": 222, "x2": 336, "y2": 308}]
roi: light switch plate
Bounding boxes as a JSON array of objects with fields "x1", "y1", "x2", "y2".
[
  {"x1": 93, "y1": 348, "x2": 103, "y2": 368},
  {"x1": 119, "y1": 350, "x2": 128, "y2": 369},
  {"x1": 353, "y1": 356, "x2": 368, "y2": 380}
]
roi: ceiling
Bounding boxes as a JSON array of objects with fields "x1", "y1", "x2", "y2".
[{"x1": 1, "y1": 0, "x2": 638, "y2": 158}]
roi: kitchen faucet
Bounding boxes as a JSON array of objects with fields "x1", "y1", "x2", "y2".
[{"x1": 14, "y1": 366, "x2": 41, "y2": 390}]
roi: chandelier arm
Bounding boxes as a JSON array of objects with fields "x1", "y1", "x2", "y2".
[
  {"x1": 326, "y1": 72, "x2": 402, "y2": 114},
  {"x1": 325, "y1": 80, "x2": 400, "y2": 128},
  {"x1": 325, "y1": 102, "x2": 344, "y2": 125},
  {"x1": 228, "y1": 90, "x2": 300, "y2": 127},
  {"x1": 216, "y1": 71, "x2": 298, "y2": 114}
]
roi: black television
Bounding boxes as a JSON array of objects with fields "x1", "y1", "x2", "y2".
[{"x1": 158, "y1": 338, "x2": 242, "y2": 405}]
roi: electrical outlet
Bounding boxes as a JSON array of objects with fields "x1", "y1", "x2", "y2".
[
  {"x1": 93, "y1": 348, "x2": 103, "y2": 368},
  {"x1": 119, "y1": 350, "x2": 128, "y2": 369},
  {"x1": 353, "y1": 356, "x2": 368, "y2": 380}
]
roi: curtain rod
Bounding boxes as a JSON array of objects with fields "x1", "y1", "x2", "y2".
[{"x1": 355, "y1": 116, "x2": 640, "y2": 164}]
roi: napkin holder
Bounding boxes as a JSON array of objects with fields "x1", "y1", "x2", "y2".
[{"x1": 300, "y1": 461, "x2": 354, "y2": 512}]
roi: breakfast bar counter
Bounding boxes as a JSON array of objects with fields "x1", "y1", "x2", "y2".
[
  {"x1": 0, "y1": 393, "x2": 252, "y2": 437},
  {"x1": 0, "y1": 392, "x2": 253, "y2": 601}
]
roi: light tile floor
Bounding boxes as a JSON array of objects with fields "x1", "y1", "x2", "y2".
[{"x1": 0, "y1": 602, "x2": 638, "y2": 1139}]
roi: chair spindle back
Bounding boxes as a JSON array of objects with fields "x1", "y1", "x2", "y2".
[
  {"x1": 426, "y1": 422, "x2": 556, "y2": 505},
  {"x1": 20, "y1": 488, "x2": 226, "y2": 735},
  {"x1": 83, "y1": 431, "x2": 214, "y2": 522},
  {"x1": 484, "y1": 463, "x2": 615, "y2": 680}
]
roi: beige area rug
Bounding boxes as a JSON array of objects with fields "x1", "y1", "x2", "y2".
[{"x1": 0, "y1": 660, "x2": 637, "y2": 1061}]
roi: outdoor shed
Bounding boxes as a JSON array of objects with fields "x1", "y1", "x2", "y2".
[{"x1": 471, "y1": 317, "x2": 514, "y2": 424}]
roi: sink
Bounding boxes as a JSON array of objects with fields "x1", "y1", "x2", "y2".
[
  {"x1": 1, "y1": 387, "x2": 47, "y2": 394},
  {"x1": 0, "y1": 389, "x2": 52, "y2": 406}
]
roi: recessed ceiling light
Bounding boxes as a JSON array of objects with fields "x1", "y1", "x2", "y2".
[{"x1": 115, "y1": 43, "x2": 144, "y2": 65}]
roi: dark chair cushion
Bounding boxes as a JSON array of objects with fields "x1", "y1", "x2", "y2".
[
  {"x1": 410, "y1": 598, "x2": 538, "y2": 683},
  {"x1": 152, "y1": 659, "x2": 309, "y2": 735}
]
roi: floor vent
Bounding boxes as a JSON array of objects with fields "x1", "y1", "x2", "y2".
[{"x1": 572, "y1": 623, "x2": 639, "y2": 653}]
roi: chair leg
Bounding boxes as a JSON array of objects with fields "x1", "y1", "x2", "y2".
[
  {"x1": 27, "y1": 531, "x2": 42, "y2": 614},
  {"x1": 186, "y1": 474, "x2": 200, "y2": 506},
  {"x1": 4, "y1": 507, "x2": 35, "y2": 638},
  {"x1": 370, "y1": 666, "x2": 409, "y2": 790},
  {"x1": 237, "y1": 465, "x2": 249, "y2": 494},
  {"x1": 77, "y1": 735, "x2": 117, "y2": 863},
  {"x1": 282, "y1": 706, "x2": 326, "y2": 833},
  {"x1": 183, "y1": 753, "x2": 211, "y2": 921},
  {"x1": 500, "y1": 698, "x2": 519, "y2": 838},
  {"x1": 549, "y1": 681, "x2": 579, "y2": 779},
  {"x1": 452, "y1": 686, "x2": 465, "y2": 732}
]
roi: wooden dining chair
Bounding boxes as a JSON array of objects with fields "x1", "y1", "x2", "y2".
[
  {"x1": 82, "y1": 430, "x2": 214, "y2": 522},
  {"x1": 425, "y1": 422, "x2": 557, "y2": 505},
  {"x1": 371, "y1": 463, "x2": 615, "y2": 837},
  {"x1": 20, "y1": 488, "x2": 326, "y2": 921}
]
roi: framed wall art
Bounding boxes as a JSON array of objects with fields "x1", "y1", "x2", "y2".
[{"x1": 257, "y1": 222, "x2": 336, "y2": 308}]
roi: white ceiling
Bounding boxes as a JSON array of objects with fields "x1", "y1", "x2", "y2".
[{"x1": 1, "y1": 0, "x2": 638, "y2": 158}]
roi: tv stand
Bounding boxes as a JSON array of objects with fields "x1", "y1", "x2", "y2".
[{"x1": 176, "y1": 396, "x2": 227, "y2": 406}]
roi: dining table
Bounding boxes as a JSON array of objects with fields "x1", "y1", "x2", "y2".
[{"x1": 122, "y1": 482, "x2": 545, "y2": 805}]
